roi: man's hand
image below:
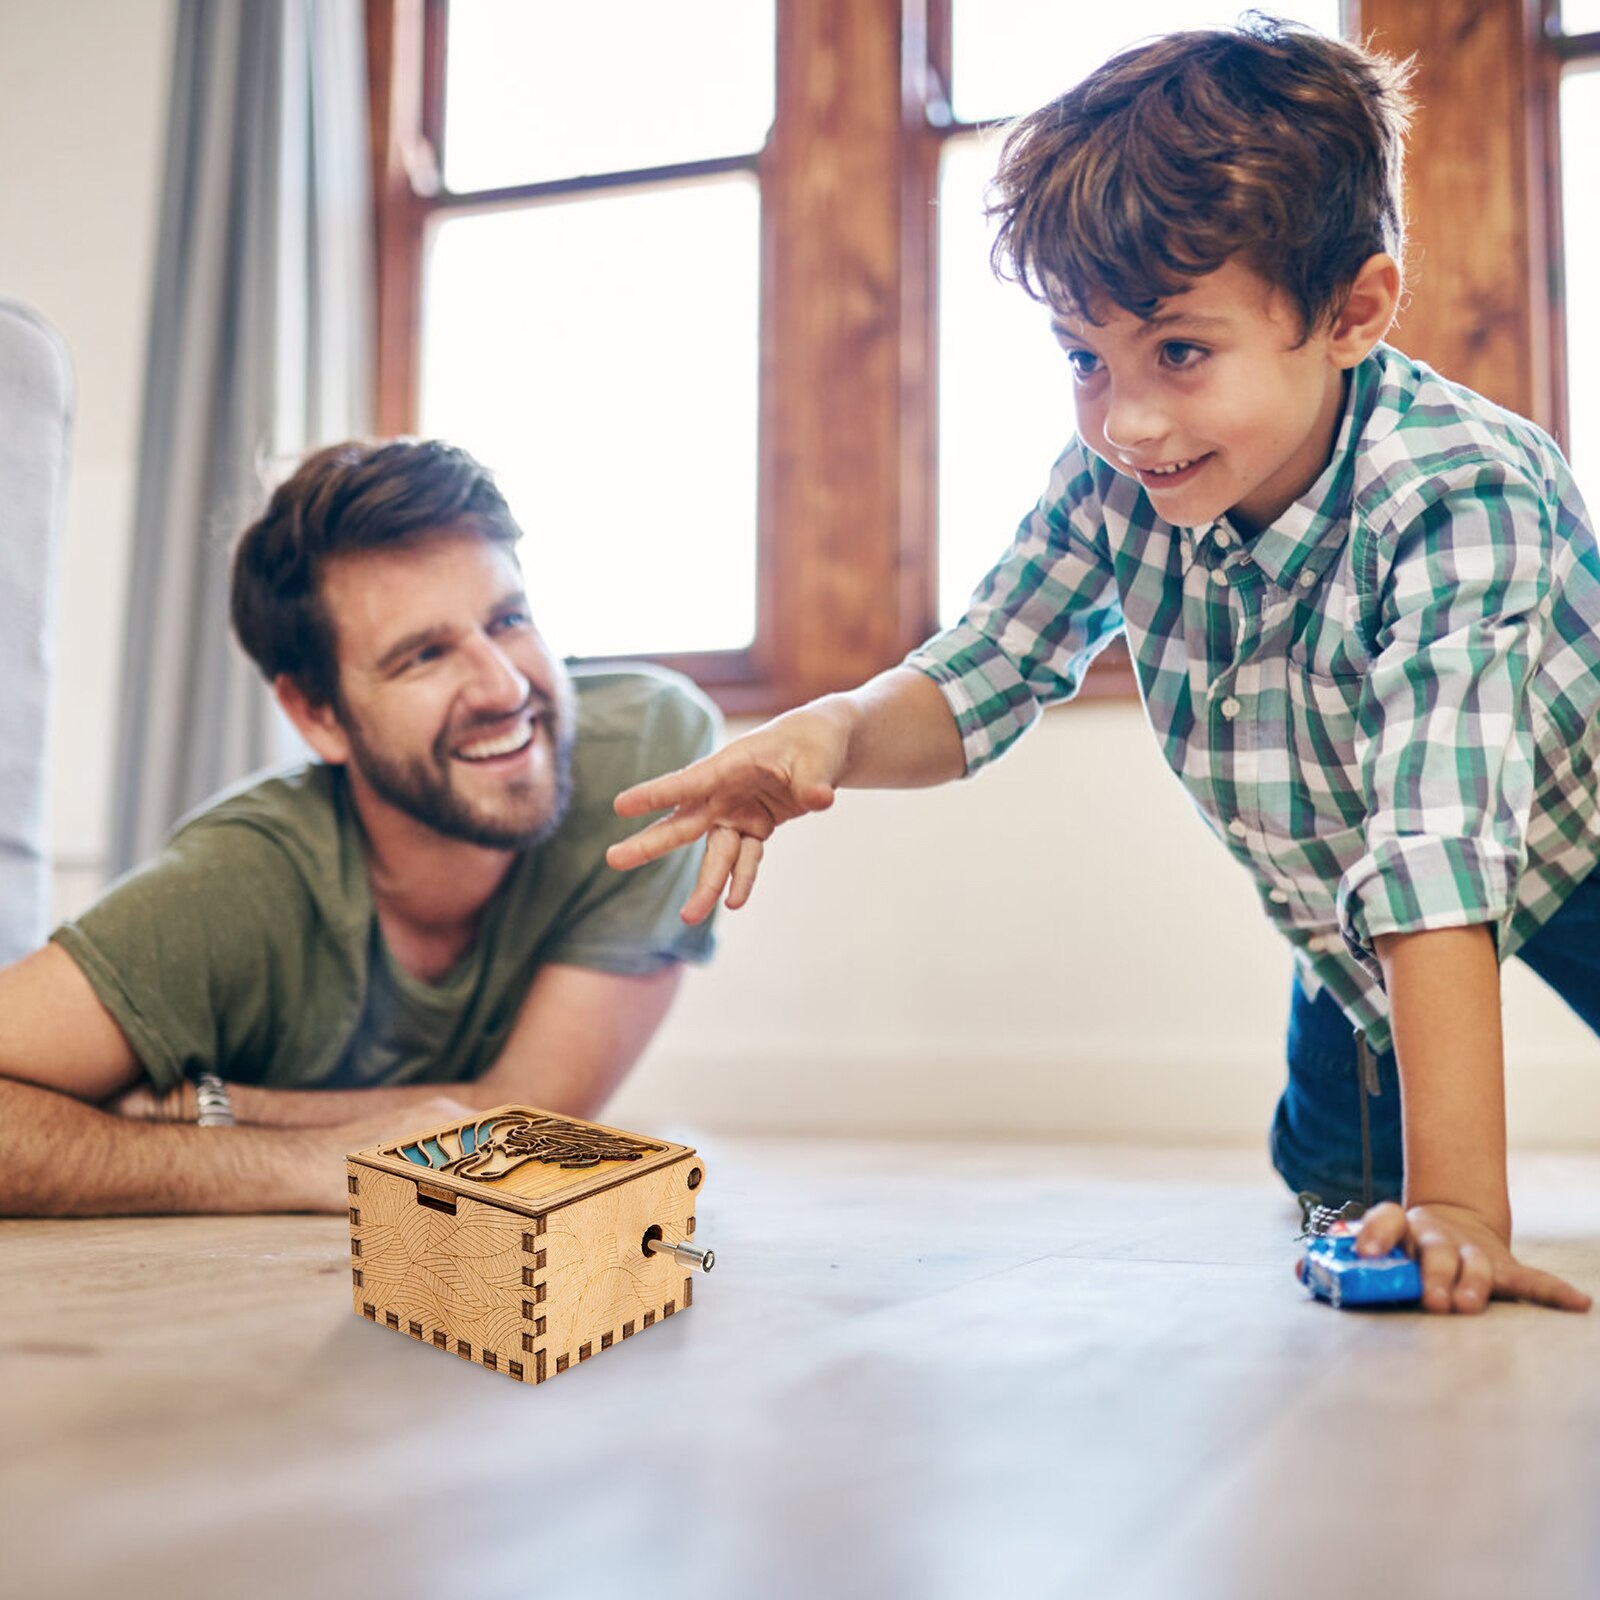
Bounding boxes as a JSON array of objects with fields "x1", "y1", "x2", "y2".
[
  {"x1": 304, "y1": 1095, "x2": 476, "y2": 1212},
  {"x1": 608, "y1": 699, "x2": 855, "y2": 924},
  {"x1": 107, "y1": 1081, "x2": 191, "y2": 1121},
  {"x1": 1356, "y1": 1199, "x2": 1591, "y2": 1314},
  {"x1": 110, "y1": 1085, "x2": 480, "y2": 1211}
]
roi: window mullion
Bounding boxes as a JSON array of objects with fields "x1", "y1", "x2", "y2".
[
  {"x1": 1362, "y1": 0, "x2": 1555, "y2": 430},
  {"x1": 367, "y1": 0, "x2": 432, "y2": 436},
  {"x1": 765, "y1": 0, "x2": 917, "y2": 699}
]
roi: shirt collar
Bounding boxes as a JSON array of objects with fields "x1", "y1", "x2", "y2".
[{"x1": 1213, "y1": 353, "x2": 1378, "y2": 591}]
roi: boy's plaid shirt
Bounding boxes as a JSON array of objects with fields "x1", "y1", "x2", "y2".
[{"x1": 908, "y1": 343, "x2": 1600, "y2": 1053}]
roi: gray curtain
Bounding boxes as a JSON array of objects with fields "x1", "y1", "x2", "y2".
[{"x1": 112, "y1": 0, "x2": 372, "y2": 873}]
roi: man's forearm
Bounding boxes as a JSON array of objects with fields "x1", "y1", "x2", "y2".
[
  {"x1": 227, "y1": 1079, "x2": 499, "y2": 1128},
  {"x1": 1376, "y1": 923, "x2": 1512, "y2": 1234},
  {"x1": 1, "y1": 1076, "x2": 341, "y2": 1216}
]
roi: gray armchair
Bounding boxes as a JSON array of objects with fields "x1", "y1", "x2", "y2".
[{"x1": 0, "y1": 299, "x2": 72, "y2": 963}]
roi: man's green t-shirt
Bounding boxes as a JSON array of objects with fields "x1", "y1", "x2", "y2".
[{"x1": 53, "y1": 668, "x2": 717, "y2": 1094}]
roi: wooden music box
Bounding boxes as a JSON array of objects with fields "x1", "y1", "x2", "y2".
[{"x1": 346, "y1": 1105, "x2": 712, "y2": 1384}]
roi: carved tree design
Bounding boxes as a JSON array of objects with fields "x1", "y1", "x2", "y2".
[{"x1": 391, "y1": 1113, "x2": 663, "y2": 1182}]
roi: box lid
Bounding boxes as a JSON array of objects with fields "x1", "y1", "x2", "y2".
[{"x1": 347, "y1": 1104, "x2": 696, "y2": 1218}]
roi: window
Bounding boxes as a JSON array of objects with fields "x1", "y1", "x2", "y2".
[
  {"x1": 421, "y1": 180, "x2": 764, "y2": 660},
  {"x1": 375, "y1": 0, "x2": 945, "y2": 710},
  {"x1": 370, "y1": 2, "x2": 1351, "y2": 710},
  {"x1": 420, "y1": 4, "x2": 770, "y2": 662},
  {"x1": 1555, "y1": 5, "x2": 1600, "y2": 498},
  {"x1": 370, "y1": 1, "x2": 773, "y2": 697}
]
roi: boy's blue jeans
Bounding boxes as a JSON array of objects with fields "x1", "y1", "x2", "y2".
[{"x1": 1269, "y1": 869, "x2": 1600, "y2": 1206}]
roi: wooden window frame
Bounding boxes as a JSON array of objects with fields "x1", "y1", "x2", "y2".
[
  {"x1": 368, "y1": 1, "x2": 1585, "y2": 718},
  {"x1": 1357, "y1": 0, "x2": 1579, "y2": 452},
  {"x1": 365, "y1": 0, "x2": 1137, "y2": 715}
]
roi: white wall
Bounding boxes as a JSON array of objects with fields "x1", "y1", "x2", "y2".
[
  {"x1": 0, "y1": 0, "x2": 174, "y2": 912},
  {"x1": 5, "y1": 0, "x2": 1597, "y2": 1152},
  {"x1": 611, "y1": 709, "x2": 1600, "y2": 1150}
]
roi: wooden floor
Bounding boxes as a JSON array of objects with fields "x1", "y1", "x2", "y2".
[{"x1": 6, "y1": 1136, "x2": 1600, "y2": 1600}]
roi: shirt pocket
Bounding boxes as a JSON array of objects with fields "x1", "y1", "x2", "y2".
[{"x1": 1285, "y1": 661, "x2": 1368, "y2": 828}]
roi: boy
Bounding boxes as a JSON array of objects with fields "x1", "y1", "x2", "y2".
[{"x1": 607, "y1": 18, "x2": 1599, "y2": 1314}]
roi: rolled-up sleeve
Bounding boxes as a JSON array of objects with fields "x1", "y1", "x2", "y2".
[
  {"x1": 1338, "y1": 464, "x2": 1550, "y2": 959},
  {"x1": 907, "y1": 442, "x2": 1125, "y2": 775}
]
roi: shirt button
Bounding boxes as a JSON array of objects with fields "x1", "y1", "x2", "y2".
[
  {"x1": 1213, "y1": 528, "x2": 1232, "y2": 548},
  {"x1": 1220, "y1": 697, "x2": 1241, "y2": 719},
  {"x1": 1211, "y1": 568, "x2": 1229, "y2": 586},
  {"x1": 1269, "y1": 888, "x2": 1289, "y2": 904},
  {"x1": 1228, "y1": 819, "x2": 1248, "y2": 838},
  {"x1": 1297, "y1": 570, "x2": 1316, "y2": 590}
]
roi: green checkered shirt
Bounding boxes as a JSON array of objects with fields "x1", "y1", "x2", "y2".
[{"x1": 909, "y1": 343, "x2": 1600, "y2": 1053}]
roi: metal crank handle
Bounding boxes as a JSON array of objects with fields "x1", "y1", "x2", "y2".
[{"x1": 646, "y1": 1235, "x2": 715, "y2": 1273}]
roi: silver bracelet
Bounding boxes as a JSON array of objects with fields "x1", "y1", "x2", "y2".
[{"x1": 195, "y1": 1073, "x2": 236, "y2": 1128}]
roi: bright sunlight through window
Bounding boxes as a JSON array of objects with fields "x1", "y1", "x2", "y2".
[
  {"x1": 1561, "y1": 68, "x2": 1600, "y2": 503},
  {"x1": 420, "y1": 178, "x2": 762, "y2": 660},
  {"x1": 419, "y1": 1, "x2": 773, "y2": 660}
]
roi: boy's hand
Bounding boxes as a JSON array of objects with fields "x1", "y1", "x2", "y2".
[
  {"x1": 1355, "y1": 1200, "x2": 1591, "y2": 1314},
  {"x1": 608, "y1": 702, "x2": 854, "y2": 924}
]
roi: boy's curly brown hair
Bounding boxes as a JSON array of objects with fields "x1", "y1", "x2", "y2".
[{"x1": 988, "y1": 13, "x2": 1414, "y2": 338}]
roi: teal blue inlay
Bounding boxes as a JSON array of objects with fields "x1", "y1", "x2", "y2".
[
  {"x1": 423, "y1": 1136, "x2": 448, "y2": 1169},
  {"x1": 461, "y1": 1124, "x2": 478, "y2": 1154},
  {"x1": 401, "y1": 1145, "x2": 427, "y2": 1166}
]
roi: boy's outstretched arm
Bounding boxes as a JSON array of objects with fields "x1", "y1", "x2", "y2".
[
  {"x1": 1356, "y1": 924, "x2": 1591, "y2": 1314},
  {"x1": 608, "y1": 667, "x2": 965, "y2": 922}
]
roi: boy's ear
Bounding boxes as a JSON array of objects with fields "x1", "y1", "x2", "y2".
[
  {"x1": 1327, "y1": 253, "x2": 1401, "y2": 367},
  {"x1": 274, "y1": 674, "x2": 351, "y2": 766}
]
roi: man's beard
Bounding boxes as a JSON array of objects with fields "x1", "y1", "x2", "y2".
[{"x1": 343, "y1": 698, "x2": 576, "y2": 850}]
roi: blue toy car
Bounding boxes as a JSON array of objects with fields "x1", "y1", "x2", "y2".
[{"x1": 1299, "y1": 1225, "x2": 1422, "y2": 1308}]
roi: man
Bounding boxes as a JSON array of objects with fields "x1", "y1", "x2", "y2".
[{"x1": 0, "y1": 439, "x2": 718, "y2": 1216}]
